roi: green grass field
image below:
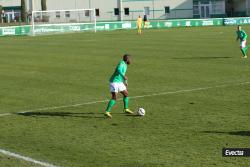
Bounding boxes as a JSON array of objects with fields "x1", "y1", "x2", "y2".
[{"x1": 0, "y1": 26, "x2": 250, "y2": 167}]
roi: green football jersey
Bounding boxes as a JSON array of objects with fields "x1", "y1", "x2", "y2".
[
  {"x1": 109, "y1": 60, "x2": 127, "y2": 83},
  {"x1": 237, "y1": 30, "x2": 248, "y2": 41}
]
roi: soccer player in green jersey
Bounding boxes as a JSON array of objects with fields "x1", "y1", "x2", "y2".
[
  {"x1": 236, "y1": 25, "x2": 248, "y2": 58},
  {"x1": 104, "y1": 54, "x2": 133, "y2": 118}
]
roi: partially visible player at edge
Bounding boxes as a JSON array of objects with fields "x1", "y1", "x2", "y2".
[
  {"x1": 137, "y1": 15, "x2": 143, "y2": 35},
  {"x1": 104, "y1": 54, "x2": 133, "y2": 118},
  {"x1": 143, "y1": 14, "x2": 148, "y2": 29},
  {"x1": 236, "y1": 25, "x2": 249, "y2": 58}
]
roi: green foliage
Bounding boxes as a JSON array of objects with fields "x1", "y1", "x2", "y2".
[
  {"x1": 0, "y1": 27, "x2": 250, "y2": 166},
  {"x1": 41, "y1": 0, "x2": 47, "y2": 11},
  {"x1": 41, "y1": 0, "x2": 48, "y2": 22},
  {"x1": 21, "y1": 0, "x2": 26, "y2": 22},
  {"x1": 0, "y1": 5, "x2": 2, "y2": 23}
]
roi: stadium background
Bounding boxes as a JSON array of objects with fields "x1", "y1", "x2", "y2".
[{"x1": 0, "y1": 0, "x2": 250, "y2": 23}]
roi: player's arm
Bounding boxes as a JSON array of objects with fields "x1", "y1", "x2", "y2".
[
  {"x1": 242, "y1": 31, "x2": 247, "y2": 40},
  {"x1": 117, "y1": 64, "x2": 128, "y2": 86},
  {"x1": 124, "y1": 80, "x2": 128, "y2": 86}
]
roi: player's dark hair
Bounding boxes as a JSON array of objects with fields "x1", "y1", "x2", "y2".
[{"x1": 123, "y1": 54, "x2": 130, "y2": 61}]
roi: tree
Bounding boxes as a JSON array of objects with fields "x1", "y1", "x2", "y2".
[
  {"x1": 41, "y1": 0, "x2": 48, "y2": 22},
  {"x1": 21, "y1": 0, "x2": 27, "y2": 22},
  {"x1": 0, "y1": 5, "x2": 2, "y2": 23},
  {"x1": 41, "y1": 0, "x2": 47, "y2": 11}
]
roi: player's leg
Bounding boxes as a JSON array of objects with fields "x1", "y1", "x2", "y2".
[
  {"x1": 240, "y1": 41, "x2": 247, "y2": 58},
  {"x1": 241, "y1": 47, "x2": 248, "y2": 58},
  {"x1": 139, "y1": 26, "x2": 142, "y2": 34},
  {"x1": 244, "y1": 40, "x2": 248, "y2": 58},
  {"x1": 105, "y1": 92, "x2": 117, "y2": 118},
  {"x1": 240, "y1": 46, "x2": 246, "y2": 57},
  {"x1": 144, "y1": 21, "x2": 148, "y2": 28},
  {"x1": 121, "y1": 90, "x2": 133, "y2": 114},
  {"x1": 105, "y1": 83, "x2": 118, "y2": 118},
  {"x1": 137, "y1": 25, "x2": 142, "y2": 35},
  {"x1": 121, "y1": 90, "x2": 129, "y2": 109}
]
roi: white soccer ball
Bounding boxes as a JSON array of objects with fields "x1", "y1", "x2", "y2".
[{"x1": 137, "y1": 108, "x2": 145, "y2": 116}]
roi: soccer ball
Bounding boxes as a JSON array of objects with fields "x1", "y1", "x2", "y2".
[{"x1": 137, "y1": 108, "x2": 145, "y2": 116}]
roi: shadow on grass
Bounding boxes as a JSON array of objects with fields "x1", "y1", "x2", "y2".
[
  {"x1": 203, "y1": 131, "x2": 250, "y2": 137},
  {"x1": 126, "y1": 114, "x2": 142, "y2": 117},
  {"x1": 172, "y1": 56, "x2": 232, "y2": 60},
  {"x1": 17, "y1": 111, "x2": 104, "y2": 119},
  {"x1": 17, "y1": 111, "x2": 139, "y2": 119}
]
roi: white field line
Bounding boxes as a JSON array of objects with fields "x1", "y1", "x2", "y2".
[
  {"x1": 0, "y1": 148, "x2": 58, "y2": 167},
  {"x1": 1, "y1": 81, "x2": 250, "y2": 116},
  {"x1": 0, "y1": 113, "x2": 12, "y2": 117},
  {"x1": 17, "y1": 99, "x2": 110, "y2": 114},
  {"x1": 130, "y1": 81, "x2": 250, "y2": 99}
]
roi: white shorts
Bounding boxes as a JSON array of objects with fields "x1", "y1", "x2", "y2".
[
  {"x1": 240, "y1": 40, "x2": 246, "y2": 48},
  {"x1": 109, "y1": 82, "x2": 126, "y2": 93}
]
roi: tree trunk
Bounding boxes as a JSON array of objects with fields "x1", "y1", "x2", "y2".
[
  {"x1": 21, "y1": 0, "x2": 27, "y2": 22},
  {"x1": 0, "y1": 5, "x2": 2, "y2": 23},
  {"x1": 41, "y1": 0, "x2": 47, "y2": 11},
  {"x1": 41, "y1": 0, "x2": 48, "y2": 22}
]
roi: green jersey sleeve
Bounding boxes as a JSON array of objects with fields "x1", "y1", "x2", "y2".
[{"x1": 242, "y1": 30, "x2": 248, "y2": 40}]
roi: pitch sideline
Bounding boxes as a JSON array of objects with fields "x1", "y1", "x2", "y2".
[
  {"x1": 0, "y1": 148, "x2": 58, "y2": 167},
  {"x1": 0, "y1": 113, "x2": 12, "y2": 117}
]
